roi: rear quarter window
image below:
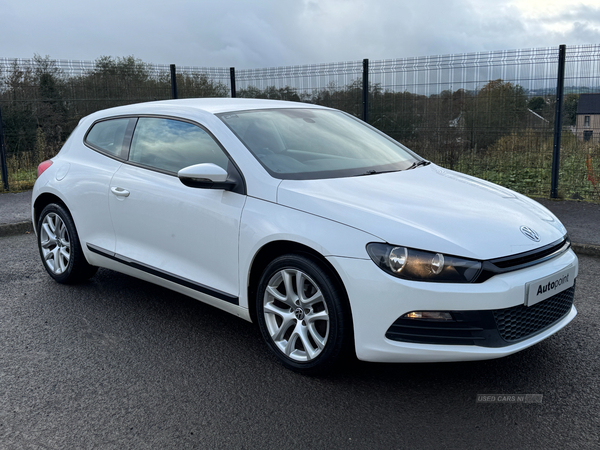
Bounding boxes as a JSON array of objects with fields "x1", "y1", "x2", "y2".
[{"x1": 85, "y1": 118, "x2": 132, "y2": 158}]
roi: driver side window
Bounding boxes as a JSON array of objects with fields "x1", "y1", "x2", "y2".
[{"x1": 129, "y1": 117, "x2": 229, "y2": 173}]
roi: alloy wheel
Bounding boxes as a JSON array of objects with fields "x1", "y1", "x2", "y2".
[
  {"x1": 40, "y1": 212, "x2": 71, "y2": 275},
  {"x1": 262, "y1": 268, "x2": 330, "y2": 362}
]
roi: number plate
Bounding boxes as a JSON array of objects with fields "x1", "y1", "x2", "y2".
[{"x1": 525, "y1": 265, "x2": 576, "y2": 307}]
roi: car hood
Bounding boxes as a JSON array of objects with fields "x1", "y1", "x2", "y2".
[{"x1": 276, "y1": 164, "x2": 567, "y2": 260}]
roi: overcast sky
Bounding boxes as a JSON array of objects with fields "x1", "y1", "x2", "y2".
[{"x1": 3, "y1": 0, "x2": 600, "y2": 68}]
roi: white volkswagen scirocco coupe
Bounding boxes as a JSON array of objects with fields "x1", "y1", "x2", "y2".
[{"x1": 32, "y1": 98, "x2": 578, "y2": 373}]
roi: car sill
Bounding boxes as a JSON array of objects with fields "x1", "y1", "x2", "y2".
[{"x1": 86, "y1": 243, "x2": 239, "y2": 305}]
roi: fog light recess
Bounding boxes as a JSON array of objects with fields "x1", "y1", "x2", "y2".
[{"x1": 402, "y1": 311, "x2": 454, "y2": 321}]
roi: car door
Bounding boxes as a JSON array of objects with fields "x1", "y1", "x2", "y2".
[
  {"x1": 76, "y1": 117, "x2": 136, "y2": 253},
  {"x1": 108, "y1": 117, "x2": 246, "y2": 303}
]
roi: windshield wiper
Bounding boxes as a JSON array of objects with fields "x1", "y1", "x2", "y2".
[
  {"x1": 405, "y1": 160, "x2": 431, "y2": 170},
  {"x1": 356, "y1": 161, "x2": 430, "y2": 176},
  {"x1": 355, "y1": 169, "x2": 401, "y2": 177}
]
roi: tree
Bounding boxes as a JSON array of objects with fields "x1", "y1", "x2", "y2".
[
  {"x1": 33, "y1": 55, "x2": 67, "y2": 152},
  {"x1": 238, "y1": 85, "x2": 300, "y2": 102},
  {"x1": 562, "y1": 94, "x2": 579, "y2": 126},
  {"x1": 176, "y1": 72, "x2": 229, "y2": 98},
  {"x1": 464, "y1": 79, "x2": 528, "y2": 149},
  {"x1": 0, "y1": 61, "x2": 37, "y2": 154},
  {"x1": 528, "y1": 96, "x2": 545, "y2": 114},
  {"x1": 411, "y1": 88, "x2": 474, "y2": 168},
  {"x1": 370, "y1": 90, "x2": 423, "y2": 143},
  {"x1": 93, "y1": 55, "x2": 151, "y2": 83}
]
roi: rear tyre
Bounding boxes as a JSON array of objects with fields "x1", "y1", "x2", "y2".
[
  {"x1": 37, "y1": 203, "x2": 97, "y2": 284},
  {"x1": 256, "y1": 254, "x2": 349, "y2": 374}
]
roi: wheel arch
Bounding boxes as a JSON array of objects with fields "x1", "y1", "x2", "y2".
[
  {"x1": 247, "y1": 240, "x2": 354, "y2": 332},
  {"x1": 33, "y1": 192, "x2": 68, "y2": 234}
]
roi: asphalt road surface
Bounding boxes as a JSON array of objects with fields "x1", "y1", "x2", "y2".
[{"x1": 1, "y1": 233, "x2": 599, "y2": 449}]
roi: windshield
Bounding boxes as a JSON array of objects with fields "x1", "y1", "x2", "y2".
[{"x1": 218, "y1": 108, "x2": 420, "y2": 180}]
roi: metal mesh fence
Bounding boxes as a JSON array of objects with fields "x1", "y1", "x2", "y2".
[
  {"x1": 1, "y1": 46, "x2": 600, "y2": 201},
  {"x1": 176, "y1": 66, "x2": 231, "y2": 99},
  {"x1": 562, "y1": 45, "x2": 600, "y2": 200},
  {"x1": 236, "y1": 61, "x2": 364, "y2": 117},
  {"x1": 231, "y1": 46, "x2": 600, "y2": 200},
  {"x1": 0, "y1": 56, "x2": 230, "y2": 190},
  {"x1": 368, "y1": 48, "x2": 563, "y2": 198}
]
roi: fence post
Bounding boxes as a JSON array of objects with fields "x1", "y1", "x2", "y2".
[
  {"x1": 230, "y1": 67, "x2": 237, "y2": 98},
  {"x1": 362, "y1": 59, "x2": 369, "y2": 123},
  {"x1": 170, "y1": 64, "x2": 178, "y2": 99},
  {"x1": 0, "y1": 106, "x2": 9, "y2": 191},
  {"x1": 550, "y1": 44, "x2": 566, "y2": 199}
]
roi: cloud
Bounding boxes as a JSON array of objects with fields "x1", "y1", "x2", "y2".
[{"x1": 0, "y1": 0, "x2": 598, "y2": 68}]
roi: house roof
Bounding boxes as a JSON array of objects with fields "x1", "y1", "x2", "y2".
[
  {"x1": 577, "y1": 93, "x2": 600, "y2": 114},
  {"x1": 528, "y1": 109, "x2": 549, "y2": 123}
]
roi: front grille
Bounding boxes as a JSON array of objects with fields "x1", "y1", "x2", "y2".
[
  {"x1": 493, "y1": 286, "x2": 575, "y2": 342},
  {"x1": 475, "y1": 237, "x2": 571, "y2": 283},
  {"x1": 489, "y1": 238, "x2": 569, "y2": 269},
  {"x1": 385, "y1": 286, "x2": 575, "y2": 348}
]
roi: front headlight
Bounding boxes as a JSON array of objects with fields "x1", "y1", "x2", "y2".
[{"x1": 366, "y1": 243, "x2": 482, "y2": 283}]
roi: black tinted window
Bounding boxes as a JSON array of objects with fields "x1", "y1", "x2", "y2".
[
  {"x1": 129, "y1": 118, "x2": 229, "y2": 173},
  {"x1": 85, "y1": 118, "x2": 131, "y2": 158}
]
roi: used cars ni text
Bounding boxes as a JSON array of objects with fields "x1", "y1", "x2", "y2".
[{"x1": 32, "y1": 99, "x2": 578, "y2": 373}]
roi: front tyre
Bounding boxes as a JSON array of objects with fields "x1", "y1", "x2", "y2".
[
  {"x1": 37, "y1": 203, "x2": 97, "y2": 284},
  {"x1": 256, "y1": 254, "x2": 349, "y2": 374}
]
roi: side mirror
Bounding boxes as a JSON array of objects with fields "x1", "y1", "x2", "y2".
[{"x1": 178, "y1": 163, "x2": 236, "y2": 190}]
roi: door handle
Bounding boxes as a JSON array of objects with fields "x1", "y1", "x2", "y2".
[{"x1": 111, "y1": 187, "x2": 130, "y2": 197}]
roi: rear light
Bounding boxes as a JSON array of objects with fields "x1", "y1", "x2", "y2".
[{"x1": 37, "y1": 160, "x2": 53, "y2": 178}]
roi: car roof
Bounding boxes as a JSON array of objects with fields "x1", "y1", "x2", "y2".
[
  {"x1": 153, "y1": 98, "x2": 326, "y2": 113},
  {"x1": 85, "y1": 98, "x2": 328, "y2": 121}
]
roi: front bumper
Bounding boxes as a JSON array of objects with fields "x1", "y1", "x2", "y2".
[{"x1": 328, "y1": 248, "x2": 578, "y2": 363}]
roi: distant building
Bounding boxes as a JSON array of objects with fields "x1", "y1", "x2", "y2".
[{"x1": 576, "y1": 93, "x2": 600, "y2": 142}]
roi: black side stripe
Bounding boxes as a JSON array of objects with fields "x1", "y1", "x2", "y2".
[{"x1": 86, "y1": 243, "x2": 239, "y2": 305}]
